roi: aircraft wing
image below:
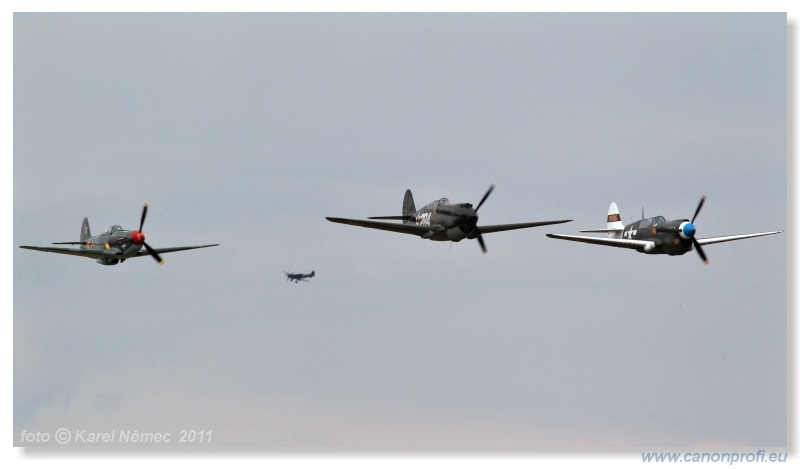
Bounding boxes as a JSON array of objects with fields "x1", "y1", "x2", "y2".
[
  {"x1": 696, "y1": 231, "x2": 782, "y2": 246},
  {"x1": 545, "y1": 234, "x2": 656, "y2": 251},
  {"x1": 478, "y1": 219, "x2": 572, "y2": 234},
  {"x1": 133, "y1": 244, "x2": 219, "y2": 256},
  {"x1": 326, "y1": 217, "x2": 435, "y2": 237},
  {"x1": 19, "y1": 246, "x2": 112, "y2": 259},
  {"x1": 20, "y1": 244, "x2": 219, "y2": 259}
]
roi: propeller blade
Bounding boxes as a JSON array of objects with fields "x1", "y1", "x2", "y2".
[
  {"x1": 143, "y1": 241, "x2": 165, "y2": 265},
  {"x1": 691, "y1": 196, "x2": 705, "y2": 223},
  {"x1": 693, "y1": 239, "x2": 709, "y2": 265},
  {"x1": 476, "y1": 233, "x2": 488, "y2": 255},
  {"x1": 475, "y1": 184, "x2": 495, "y2": 212},
  {"x1": 139, "y1": 203, "x2": 149, "y2": 232}
]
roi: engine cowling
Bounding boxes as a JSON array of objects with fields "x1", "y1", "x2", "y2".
[{"x1": 446, "y1": 226, "x2": 471, "y2": 242}]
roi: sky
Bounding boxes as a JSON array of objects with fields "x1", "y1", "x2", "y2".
[{"x1": 9, "y1": 9, "x2": 789, "y2": 455}]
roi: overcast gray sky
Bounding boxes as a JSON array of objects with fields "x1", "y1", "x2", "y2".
[{"x1": 12, "y1": 12, "x2": 787, "y2": 450}]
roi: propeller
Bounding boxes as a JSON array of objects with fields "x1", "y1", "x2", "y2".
[
  {"x1": 691, "y1": 195, "x2": 705, "y2": 224},
  {"x1": 131, "y1": 203, "x2": 164, "y2": 264},
  {"x1": 475, "y1": 184, "x2": 494, "y2": 212},
  {"x1": 651, "y1": 196, "x2": 708, "y2": 264},
  {"x1": 672, "y1": 196, "x2": 706, "y2": 264},
  {"x1": 689, "y1": 195, "x2": 707, "y2": 264},
  {"x1": 472, "y1": 185, "x2": 494, "y2": 254}
]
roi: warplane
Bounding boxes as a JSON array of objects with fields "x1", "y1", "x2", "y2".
[
  {"x1": 284, "y1": 270, "x2": 315, "y2": 283},
  {"x1": 326, "y1": 185, "x2": 571, "y2": 254},
  {"x1": 546, "y1": 196, "x2": 781, "y2": 264},
  {"x1": 19, "y1": 204, "x2": 219, "y2": 265}
]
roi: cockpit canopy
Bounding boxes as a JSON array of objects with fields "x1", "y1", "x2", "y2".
[
  {"x1": 106, "y1": 225, "x2": 123, "y2": 234},
  {"x1": 637, "y1": 216, "x2": 667, "y2": 229},
  {"x1": 421, "y1": 198, "x2": 451, "y2": 212}
]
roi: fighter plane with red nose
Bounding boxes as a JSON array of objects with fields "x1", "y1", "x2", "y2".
[{"x1": 19, "y1": 204, "x2": 219, "y2": 265}]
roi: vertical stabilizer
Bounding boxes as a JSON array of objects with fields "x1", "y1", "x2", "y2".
[
  {"x1": 402, "y1": 189, "x2": 416, "y2": 224},
  {"x1": 607, "y1": 202, "x2": 624, "y2": 237},
  {"x1": 80, "y1": 217, "x2": 91, "y2": 242}
]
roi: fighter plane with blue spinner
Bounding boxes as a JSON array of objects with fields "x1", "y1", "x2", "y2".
[
  {"x1": 327, "y1": 185, "x2": 572, "y2": 254},
  {"x1": 19, "y1": 204, "x2": 219, "y2": 265},
  {"x1": 546, "y1": 196, "x2": 781, "y2": 264}
]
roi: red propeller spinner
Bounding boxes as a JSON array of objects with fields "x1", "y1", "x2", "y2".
[{"x1": 131, "y1": 231, "x2": 145, "y2": 245}]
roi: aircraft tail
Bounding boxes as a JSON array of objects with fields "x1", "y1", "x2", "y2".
[
  {"x1": 80, "y1": 217, "x2": 91, "y2": 242},
  {"x1": 606, "y1": 202, "x2": 624, "y2": 238},
  {"x1": 402, "y1": 189, "x2": 416, "y2": 224},
  {"x1": 310, "y1": 270, "x2": 315, "y2": 277},
  {"x1": 579, "y1": 202, "x2": 624, "y2": 238},
  {"x1": 607, "y1": 202, "x2": 624, "y2": 230},
  {"x1": 367, "y1": 189, "x2": 417, "y2": 223}
]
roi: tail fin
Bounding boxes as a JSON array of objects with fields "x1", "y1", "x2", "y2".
[
  {"x1": 80, "y1": 217, "x2": 91, "y2": 242},
  {"x1": 579, "y1": 202, "x2": 624, "y2": 237},
  {"x1": 310, "y1": 271, "x2": 315, "y2": 277},
  {"x1": 402, "y1": 189, "x2": 416, "y2": 224},
  {"x1": 607, "y1": 202, "x2": 624, "y2": 237}
]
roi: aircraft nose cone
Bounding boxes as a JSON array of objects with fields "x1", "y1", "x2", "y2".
[
  {"x1": 681, "y1": 222, "x2": 696, "y2": 239},
  {"x1": 131, "y1": 231, "x2": 145, "y2": 245}
]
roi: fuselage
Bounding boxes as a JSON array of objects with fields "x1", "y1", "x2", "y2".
[
  {"x1": 412, "y1": 198, "x2": 479, "y2": 242},
  {"x1": 621, "y1": 216, "x2": 696, "y2": 255},
  {"x1": 83, "y1": 225, "x2": 145, "y2": 264}
]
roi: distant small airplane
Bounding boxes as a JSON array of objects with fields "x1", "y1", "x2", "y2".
[
  {"x1": 326, "y1": 185, "x2": 571, "y2": 254},
  {"x1": 19, "y1": 204, "x2": 219, "y2": 265},
  {"x1": 284, "y1": 270, "x2": 315, "y2": 283},
  {"x1": 546, "y1": 196, "x2": 782, "y2": 264}
]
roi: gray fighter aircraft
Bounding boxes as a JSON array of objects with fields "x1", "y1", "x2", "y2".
[
  {"x1": 546, "y1": 196, "x2": 781, "y2": 264},
  {"x1": 326, "y1": 185, "x2": 572, "y2": 254},
  {"x1": 284, "y1": 270, "x2": 315, "y2": 283},
  {"x1": 19, "y1": 204, "x2": 219, "y2": 265}
]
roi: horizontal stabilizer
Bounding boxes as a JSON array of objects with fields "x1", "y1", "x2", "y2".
[
  {"x1": 579, "y1": 228, "x2": 624, "y2": 234},
  {"x1": 368, "y1": 216, "x2": 415, "y2": 221}
]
